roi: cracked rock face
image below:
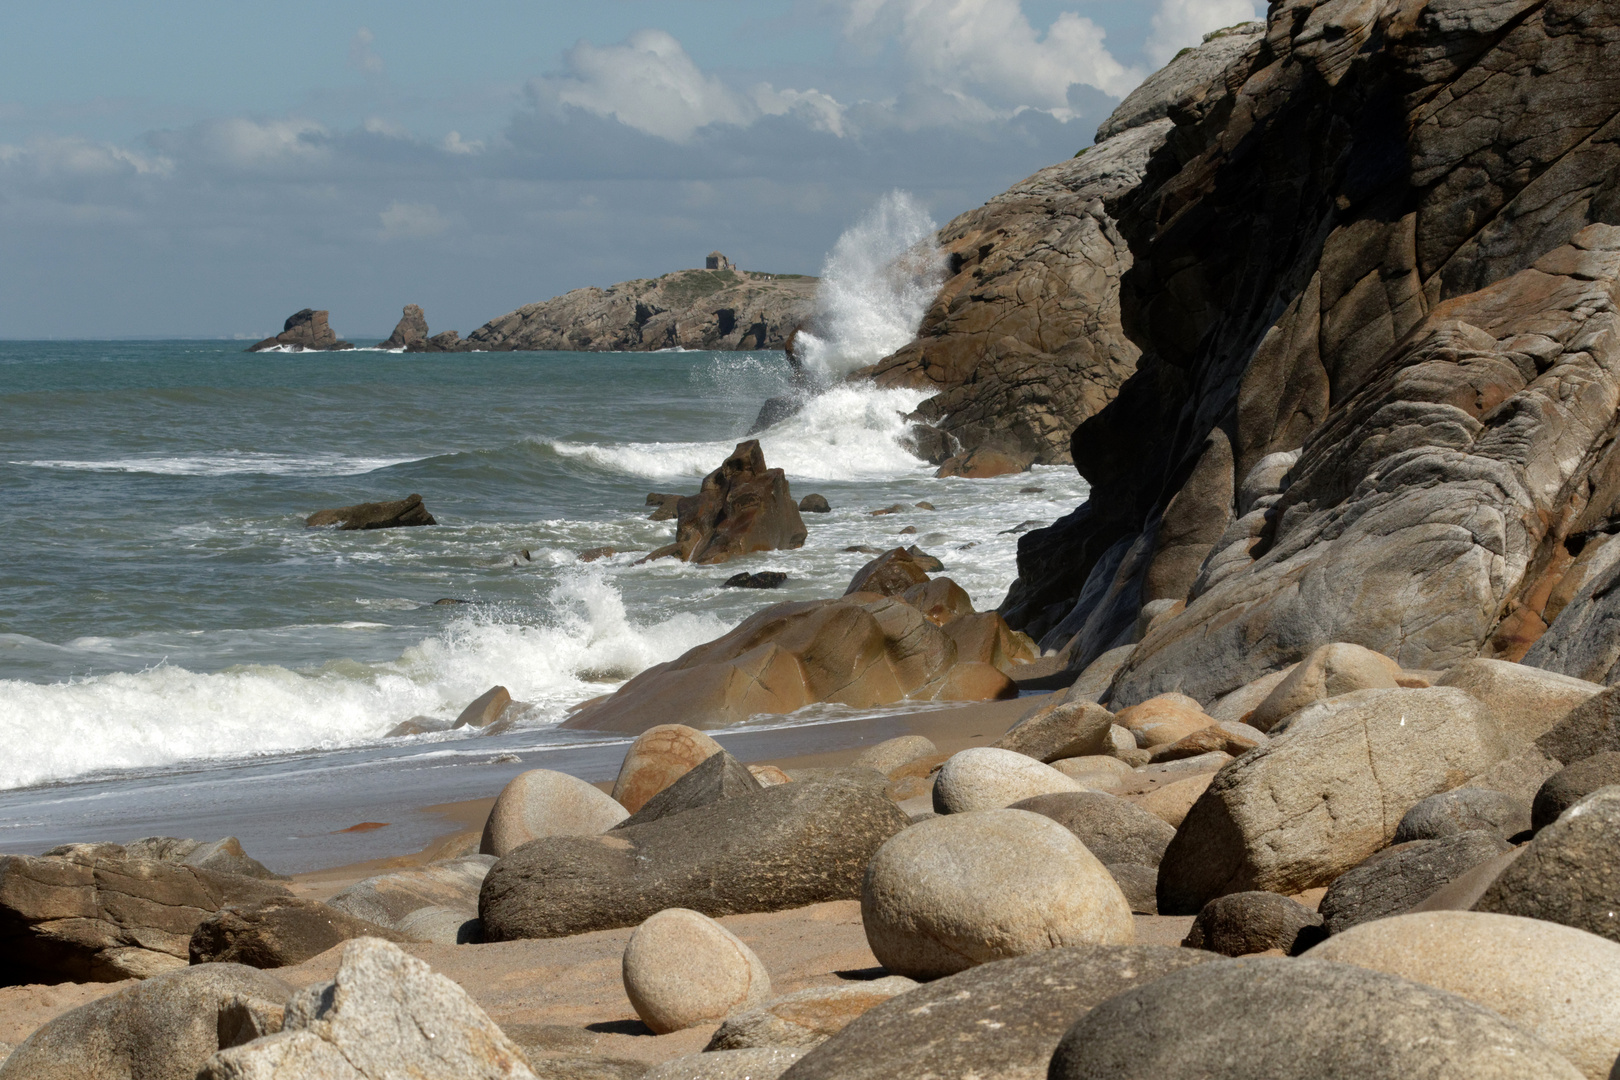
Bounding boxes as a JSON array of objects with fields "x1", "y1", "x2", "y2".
[
  {"x1": 979, "y1": 0, "x2": 1620, "y2": 682},
  {"x1": 0, "y1": 850, "x2": 291, "y2": 984},
  {"x1": 198, "y1": 937, "x2": 536, "y2": 1079}
]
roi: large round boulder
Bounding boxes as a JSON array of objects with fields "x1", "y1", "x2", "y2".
[
  {"x1": 992, "y1": 699, "x2": 1114, "y2": 763},
  {"x1": 1245, "y1": 642, "x2": 1403, "y2": 732},
  {"x1": 931, "y1": 747, "x2": 1087, "y2": 813},
  {"x1": 1318, "y1": 831, "x2": 1513, "y2": 934},
  {"x1": 622, "y1": 908, "x2": 772, "y2": 1034},
  {"x1": 850, "y1": 735, "x2": 939, "y2": 777},
  {"x1": 1181, "y1": 891, "x2": 1324, "y2": 956},
  {"x1": 1392, "y1": 787, "x2": 1530, "y2": 843},
  {"x1": 776, "y1": 946, "x2": 1217, "y2": 1080},
  {"x1": 481, "y1": 768, "x2": 630, "y2": 856},
  {"x1": 1112, "y1": 693, "x2": 1212, "y2": 748},
  {"x1": 1007, "y1": 791, "x2": 1175, "y2": 866},
  {"x1": 860, "y1": 809, "x2": 1132, "y2": 979},
  {"x1": 609, "y1": 724, "x2": 724, "y2": 813},
  {"x1": 1308, "y1": 911, "x2": 1620, "y2": 1080},
  {"x1": 1531, "y1": 752, "x2": 1620, "y2": 831},
  {"x1": 1046, "y1": 956, "x2": 1584, "y2": 1079}
]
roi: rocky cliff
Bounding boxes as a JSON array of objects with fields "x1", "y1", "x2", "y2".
[
  {"x1": 247, "y1": 309, "x2": 352, "y2": 352},
  {"x1": 895, "y1": 0, "x2": 1620, "y2": 705},
  {"x1": 452, "y1": 265, "x2": 817, "y2": 352}
]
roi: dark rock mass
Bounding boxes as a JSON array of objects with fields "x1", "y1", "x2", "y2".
[
  {"x1": 648, "y1": 440, "x2": 806, "y2": 565},
  {"x1": 304, "y1": 494, "x2": 437, "y2": 530},
  {"x1": 247, "y1": 309, "x2": 353, "y2": 352},
  {"x1": 918, "y1": 0, "x2": 1620, "y2": 688}
]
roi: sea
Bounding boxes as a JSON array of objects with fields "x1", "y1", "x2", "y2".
[{"x1": 0, "y1": 197, "x2": 1090, "y2": 871}]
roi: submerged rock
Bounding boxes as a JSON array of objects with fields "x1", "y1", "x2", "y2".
[{"x1": 304, "y1": 494, "x2": 436, "y2": 530}]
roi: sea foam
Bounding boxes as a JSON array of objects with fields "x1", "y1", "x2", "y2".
[{"x1": 0, "y1": 572, "x2": 726, "y2": 790}]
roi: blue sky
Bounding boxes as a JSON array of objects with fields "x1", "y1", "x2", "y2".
[{"x1": 0, "y1": 0, "x2": 1260, "y2": 338}]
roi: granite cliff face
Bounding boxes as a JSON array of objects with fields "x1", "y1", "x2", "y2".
[
  {"x1": 453, "y1": 265, "x2": 817, "y2": 352},
  {"x1": 899, "y1": 0, "x2": 1620, "y2": 704},
  {"x1": 861, "y1": 24, "x2": 1264, "y2": 467}
]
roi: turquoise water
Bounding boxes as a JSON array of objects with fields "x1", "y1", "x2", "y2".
[{"x1": 0, "y1": 341, "x2": 1087, "y2": 792}]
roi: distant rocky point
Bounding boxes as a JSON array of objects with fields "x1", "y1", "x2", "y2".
[
  {"x1": 451, "y1": 253, "x2": 815, "y2": 352},
  {"x1": 378, "y1": 304, "x2": 461, "y2": 352},
  {"x1": 246, "y1": 309, "x2": 353, "y2": 352}
]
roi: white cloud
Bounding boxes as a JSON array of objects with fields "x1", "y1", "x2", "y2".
[
  {"x1": 378, "y1": 200, "x2": 449, "y2": 240},
  {"x1": 1146, "y1": 0, "x2": 1262, "y2": 67},
  {"x1": 546, "y1": 29, "x2": 754, "y2": 142},
  {"x1": 349, "y1": 28, "x2": 384, "y2": 76},
  {"x1": 171, "y1": 117, "x2": 328, "y2": 168},
  {"x1": 0, "y1": 134, "x2": 171, "y2": 177},
  {"x1": 442, "y1": 131, "x2": 483, "y2": 155},
  {"x1": 844, "y1": 0, "x2": 1143, "y2": 109},
  {"x1": 751, "y1": 85, "x2": 846, "y2": 137}
]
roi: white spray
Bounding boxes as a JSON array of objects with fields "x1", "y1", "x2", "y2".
[{"x1": 796, "y1": 191, "x2": 946, "y2": 384}]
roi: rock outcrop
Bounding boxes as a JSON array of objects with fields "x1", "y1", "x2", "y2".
[
  {"x1": 966, "y1": 0, "x2": 1620, "y2": 691},
  {"x1": 454, "y1": 266, "x2": 816, "y2": 352},
  {"x1": 247, "y1": 309, "x2": 353, "y2": 352},
  {"x1": 648, "y1": 441, "x2": 806, "y2": 564},
  {"x1": 304, "y1": 494, "x2": 436, "y2": 530},
  {"x1": 0, "y1": 849, "x2": 290, "y2": 983}
]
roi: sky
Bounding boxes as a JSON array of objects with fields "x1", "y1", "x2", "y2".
[{"x1": 0, "y1": 0, "x2": 1261, "y2": 339}]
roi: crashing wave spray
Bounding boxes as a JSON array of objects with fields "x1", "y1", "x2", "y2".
[{"x1": 796, "y1": 191, "x2": 945, "y2": 384}]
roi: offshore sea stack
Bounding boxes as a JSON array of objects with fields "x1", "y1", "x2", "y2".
[
  {"x1": 377, "y1": 304, "x2": 461, "y2": 352},
  {"x1": 934, "y1": 0, "x2": 1620, "y2": 699},
  {"x1": 451, "y1": 258, "x2": 817, "y2": 351},
  {"x1": 246, "y1": 309, "x2": 353, "y2": 352}
]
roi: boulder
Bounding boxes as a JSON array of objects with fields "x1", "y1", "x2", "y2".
[
  {"x1": 1536, "y1": 686, "x2": 1620, "y2": 765},
  {"x1": 189, "y1": 897, "x2": 410, "y2": 968},
  {"x1": 1131, "y1": 771, "x2": 1214, "y2": 828},
  {"x1": 1112, "y1": 693, "x2": 1211, "y2": 748},
  {"x1": 1157, "y1": 687, "x2": 1513, "y2": 914},
  {"x1": 480, "y1": 775, "x2": 908, "y2": 940},
  {"x1": 662, "y1": 441, "x2": 806, "y2": 565},
  {"x1": 798, "y1": 494, "x2": 830, "y2": 513},
  {"x1": 647, "y1": 493, "x2": 683, "y2": 521},
  {"x1": 392, "y1": 905, "x2": 481, "y2": 945},
  {"x1": 722, "y1": 571, "x2": 787, "y2": 589},
  {"x1": 898, "y1": 579, "x2": 974, "y2": 625},
  {"x1": 705, "y1": 977, "x2": 916, "y2": 1051},
  {"x1": 991, "y1": 698, "x2": 1113, "y2": 762},
  {"x1": 776, "y1": 945, "x2": 1217, "y2": 1080},
  {"x1": 904, "y1": 545, "x2": 944, "y2": 572},
  {"x1": 384, "y1": 715, "x2": 451, "y2": 737},
  {"x1": 860, "y1": 809, "x2": 1132, "y2": 979},
  {"x1": 748, "y1": 764, "x2": 792, "y2": 786},
  {"x1": 1207, "y1": 667, "x2": 1294, "y2": 723},
  {"x1": 1532, "y1": 752, "x2": 1620, "y2": 831},
  {"x1": 850, "y1": 735, "x2": 938, "y2": 778},
  {"x1": 931, "y1": 747, "x2": 1088, "y2": 813},
  {"x1": 933, "y1": 448, "x2": 1033, "y2": 478},
  {"x1": 1105, "y1": 863, "x2": 1159, "y2": 914},
  {"x1": 1309, "y1": 910, "x2": 1620, "y2": 1080},
  {"x1": 844, "y1": 548, "x2": 929, "y2": 596},
  {"x1": 120, "y1": 836, "x2": 282, "y2": 881},
  {"x1": 197, "y1": 938, "x2": 536, "y2": 1079},
  {"x1": 1476, "y1": 786, "x2": 1620, "y2": 943},
  {"x1": 1392, "y1": 788, "x2": 1530, "y2": 843},
  {"x1": 378, "y1": 303, "x2": 429, "y2": 349},
  {"x1": 610, "y1": 724, "x2": 725, "y2": 813},
  {"x1": 1048, "y1": 754, "x2": 1133, "y2": 789},
  {"x1": 304, "y1": 494, "x2": 436, "y2": 530},
  {"x1": 480, "y1": 769, "x2": 630, "y2": 857},
  {"x1": 618, "y1": 750, "x2": 762, "y2": 828},
  {"x1": 247, "y1": 308, "x2": 352, "y2": 352},
  {"x1": 454, "y1": 685, "x2": 513, "y2": 729},
  {"x1": 564, "y1": 596, "x2": 958, "y2": 734},
  {"x1": 1182, "y1": 891, "x2": 1325, "y2": 956},
  {"x1": 1147, "y1": 722, "x2": 1264, "y2": 762},
  {"x1": 1007, "y1": 791, "x2": 1175, "y2": 866},
  {"x1": 1436, "y1": 659, "x2": 1602, "y2": 745},
  {"x1": 926, "y1": 660, "x2": 1017, "y2": 702},
  {"x1": 0, "y1": 963, "x2": 289, "y2": 1080},
  {"x1": 1246, "y1": 643, "x2": 1403, "y2": 732},
  {"x1": 622, "y1": 908, "x2": 772, "y2": 1034},
  {"x1": 1046, "y1": 956, "x2": 1583, "y2": 1080},
  {"x1": 0, "y1": 849, "x2": 290, "y2": 984},
  {"x1": 1319, "y1": 832, "x2": 1514, "y2": 935},
  {"x1": 326, "y1": 856, "x2": 493, "y2": 933},
  {"x1": 646, "y1": 1049, "x2": 805, "y2": 1080}
]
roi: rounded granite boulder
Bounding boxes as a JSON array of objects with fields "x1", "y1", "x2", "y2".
[
  {"x1": 1181, "y1": 891, "x2": 1324, "y2": 956},
  {"x1": 480, "y1": 768, "x2": 630, "y2": 857},
  {"x1": 1007, "y1": 790, "x2": 1176, "y2": 867},
  {"x1": 610, "y1": 724, "x2": 725, "y2": 813},
  {"x1": 1047, "y1": 955, "x2": 1584, "y2": 1079},
  {"x1": 1391, "y1": 787, "x2": 1530, "y2": 843},
  {"x1": 1531, "y1": 752, "x2": 1620, "y2": 831},
  {"x1": 1308, "y1": 910, "x2": 1620, "y2": 1080},
  {"x1": 931, "y1": 747, "x2": 1088, "y2": 813},
  {"x1": 623, "y1": 908, "x2": 773, "y2": 1034},
  {"x1": 861, "y1": 809, "x2": 1132, "y2": 979}
]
